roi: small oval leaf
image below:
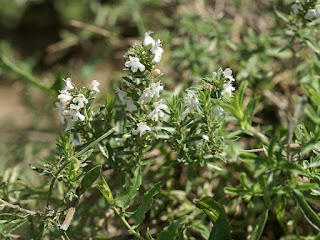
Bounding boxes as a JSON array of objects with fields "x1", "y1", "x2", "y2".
[{"x1": 76, "y1": 165, "x2": 102, "y2": 196}]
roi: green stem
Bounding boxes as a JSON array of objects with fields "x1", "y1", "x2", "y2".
[
  {"x1": 246, "y1": 125, "x2": 270, "y2": 145},
  {"x1": 112, "y1": 206, "x2": 144, "y2": 240},
  {"x1": 46, "y1": 160, "x2": 70, "y2": 208},
  {"x1": 0, "y1": 55, "x2": 55, "y2": 96},
  {"x1": 63, "y1": 231, "x2": 71, "y2": 240},
  {"x1": 74, "y1": 128, "x2": 114, "y2": 158},
  {"x1": 47, "y1": 129, "x2": 114, "y2": 208}
]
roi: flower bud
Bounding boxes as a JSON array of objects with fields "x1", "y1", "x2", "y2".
[{"x1": 152, "y1": 69, "x2": 161, "y2": 76}]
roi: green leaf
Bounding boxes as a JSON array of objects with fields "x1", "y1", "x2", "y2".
[
  {"x1": 208, "y1": 212, "x2": 231, "y2": 240},
  {"x1": 275, "y1": 197, "x2": 286, "y2": 231},
  {"x1": 244, "y1": 97, "x2": 259, "y2": 125},
  {"x1": 77, "y1": 149, "x2": 94, "y2": 162},
  {"x1": 224, "y1": 187, "x2": 250, "y2": 197},
  {"x1": 0, "y1": 213, "x2": 24, "y2": 221},
  {"x1": 0, "y1": 181, "x2": 6, "y2": 189},
  {"x1": 305, "y1": 104, "x2": 320, "y2": 124},
  {"x1": 263, "y1": 190, "x2": 272, "y2": 210},
  {"x1": 275, "y1": 10, "x2": 289, "y2": 23},
  {"x1": 293, "y1": 190, "x2": 320, "y2": 231},
  {"x1": 195, "y1": 197, "x2": 223, "y2": 223},
  {"x1": 156, "y1": 216, "x2": 186, "y2": 240},
  {"x1": 117, "y1": 167, "x2": 142, "y2": 210},
  {"x1": 277, "y1": 162, "x2": 306, "y2": 176},
  {"x1": 302, "y1": 85, "x2": 320, "y2": 106},
  {"x1": 235, "y1": 81, "x2": 248, "y2": 113},
  {"x1": 76, "y1": 165, "x2": 102, "y2": 196},
  {"x1": 146, "y1": 228, "x2": 155, "y2": 240},
  {"x1": 96, "y1": 177, "x2": 114, "y2": 204},
  {"x1": 127, "y1": 181, "x2": 164, "y2": 228},
  {"x1": 0, "y1": 55, "x2": 54, "y2": 96},
  {"x1": 196, "y1": 196, "x2": 231, "y2": 240},
  {"x1": 215, "y1": 101, "x2": 241, "y2": 120},
  {"x1": 5, "y1": 218, "x2": 27, "y2": 235},
  {"x1": 250, "y1": 209, "x2": 269, "y2": 240},
  {"x1": 98, "y1": 144, "x2": 109, "y2": 158},
  {"x1": 306, "y1": 40, "x2": 320, "y2": 54}
]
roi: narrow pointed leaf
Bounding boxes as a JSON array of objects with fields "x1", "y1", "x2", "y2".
[
  {"x1": 127, "y1": 181, "x2": 164, "y2": 228},
  {"x1": 196, "y1": 196, "x2": 231, "y2": 240},
  {"x1": 0, "y1": 213, "x2": 24, "y2": 221},
  {"x1": 146, "y1": 228, "x2": 155, "y2": 240},
  {"x1": 156, "y1": 216, "x2": 186, "y2": 240},
  {"x1": 250, "y1": 209, "x2": 269, "y2": 240},
  {"x1": 117, "y1": 166, "x2": 142, "y2": 210},
  {"x1": 293, "y1": 190, "x2": 320, "y2": 231},
  {"x1": 96, "y1": 185, "x2": 113, "y2": 204},
  {"x1": 5, "y1": 218, "x2": 27, "y2": 235},
  {"x1": 96, "y1": 176, "x2": 114, "y2": 204},
  {"x1": 208, "y1": 213, "x2": 231, "y2": 240}
]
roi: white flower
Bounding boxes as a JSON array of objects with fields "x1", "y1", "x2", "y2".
[
  {"x1": 58, "y1": 92, "x2": 73, "y2": 106},
  {"x1": 73, "y1": 94, "x2": 88, "y2": 108},
  {"x1": 202, "y1": 134, "x2": 209, "y2": 141},
  {"x1": 58, "y1": 104, "x2": 86, "y2": 132},
  {"x1": 55, "y1": 102, "x2": 66, "y2": 124},
  {"x1": 151, "y1": 39, "x2": 164, "y2": 63},
  {"x1": 89, "y1": 80, "x2": 100, "y2": 92},
  {"x1": 132, "y1": 122, "x2": 152, "y2": 136},
  {"x1": 222, "y1": 82, "x2": 235, "y2": 97},
  {"x1": 139, "y1": 87, "x2": 152, "y2": 104},
  {"x1": 305, "y1": 9, "x2": 317, "y2": 20},
  {"x1": 69, "y1": 104, "x2": 85, "y2": 121},
  {"x1": 125, "y1": 56, "x2": 145, "y2": 72},
  {"x1": 72, "y1": 110, "x2": 85, "y2": 122},
  {"x1": 212, "y1": 106, "x2": 224, "y2": 117},
  {"x1": 223, "y1": 68, "x2": 235, "y2": 82},
  {"x1": 150, "y1": 82, "x2": 163, "y2": 98},
  {"x1": 124, "y1": 99, "x2": 137, "y2": 112},
  {"x1": 292, "y1": 1, "x2": 303, "y2": 14},
  {"x1": 64, "y1": 118, "x2": 74, "y2": 132},
  {"x1": 147, "y1": 100, "x2": 168, "y2": 121},
  {"x1": 316, "y1": 5, "x2": 320, "y2": 17},
  {"x1": 116, "y1": 87, "x2": 127, "y2": 104},
  {"x1": 186, "y1": 90, "x2": 200, "y2": 111},
  {"x1": 212, "y1": 72, "x2": 217, "y2": 79},
  {"x1": 63, "y1": 78, "x2": 74, "y2": 91},
  {"x1": 143, "y1": 31, "x2": 155, "y2": 48},
  {"x1": 138, "y1": 81, "x2": 163, "y2": 104},
  {"x1": 143, "y1": 31, "x2": 163, "y2": 62},
  {"x1": 72, "y1": 139, "x2": 81, "y2": 147}
]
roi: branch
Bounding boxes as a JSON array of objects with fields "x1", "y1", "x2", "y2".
[
  {"x1": 0, "y1": 198, "x2": 37, "y2": 216},
  {"x1": 240, "y1": 143, "x2": 300, "y2": 153}
]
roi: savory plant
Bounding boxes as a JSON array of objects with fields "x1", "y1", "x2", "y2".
[{"x1": 0, "y1": 1, "x2": 320, "y2": 239}]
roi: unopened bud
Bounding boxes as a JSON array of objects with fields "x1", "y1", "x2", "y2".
[
  {"x1": 152, "y1": 69, "x2": 161, "y2": 76},
  {"x1": 206, "y1": 83, "x2": 215, "y2": 90}
]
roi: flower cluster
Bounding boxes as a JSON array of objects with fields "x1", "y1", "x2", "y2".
[
  {"x1": 186, "y1": 90, "x2": 200, "y2": 111},
  {"x1": 292, "y1": 0, "x2": 320, "y2": 20},
  {"x1": 118, "y1": 31, "x2": 167, "y2": 136},
  {"x1": 186, "y1": 68, "x2": 236, "y2": 116},
  {"x1": 55, "y1": 78, "x2": 99, "y2": 131},
  {"x1": 143, "y1": 31, "x2": 164, "y2": 63},
  {"x1": 221, "y1": 68, "x2": 236, "y2": 97}
]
